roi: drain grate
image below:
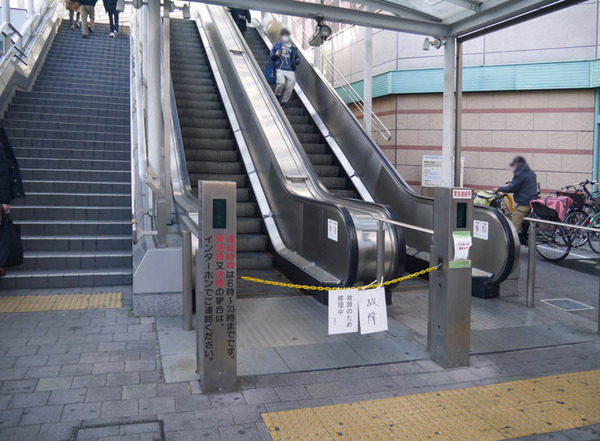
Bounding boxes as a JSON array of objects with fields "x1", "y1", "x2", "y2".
[
  {"x1": 72, "y1": 419, "x2": 165, "y2": 441},
  {"x1": 541, "y1": 298, "x2": 594, "y2": 312}
]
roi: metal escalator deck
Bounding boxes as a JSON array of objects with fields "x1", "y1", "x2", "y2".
[
  {"x1": 170, "y1": 19, "x2": 298, "y2": 298},
  {"x1": 244, "y1": 28, "x2": 359, "y2": 200}
]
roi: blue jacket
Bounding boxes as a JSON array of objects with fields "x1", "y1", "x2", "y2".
[
  {"x1": 498, "y1": 164, "x2": 538, "y2": 206},
  {"x1": 270, "y1": 42, "x2": 300, "y2": 72},
  {"x1": 0, "y1": 128, "x2": 25, "y2": 205}
]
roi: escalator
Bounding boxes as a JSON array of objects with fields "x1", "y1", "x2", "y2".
[
  {"x1": 244, "y1": 28, "x2": 358, "y2": 200},
  {"x1": 170, "y1": 19, "x2": 297, "y2": 297}
]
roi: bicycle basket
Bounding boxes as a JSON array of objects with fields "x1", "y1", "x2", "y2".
[
  {"x1": 531, "y1": 202, "x2": 559, "y2": 220},
  {"x1": 556, "y1": 190, "x2": 585, "y2": 210},
  {"x1": 474, "y1": 191, "x2": 496, "y2": 207}
]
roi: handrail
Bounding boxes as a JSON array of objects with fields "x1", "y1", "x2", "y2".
[
  {"x1": 524, "y1": 217, "x2": 600, "y2": 233},
  {"x1": 372, "y1": 216, "x2": 435, "y2": 235},
  {"x1": 287, "y1": 18, "x2": 392, "y2": 143}
]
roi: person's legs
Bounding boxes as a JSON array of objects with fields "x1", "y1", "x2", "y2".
[
  {"x1": 512, "y1": 205, "x2": 531, "y2": 234},
  {"x1": 69, "y1": 10, "x2": 75, "y2": 28},
  {"x1": 81, "y1": 5, "x2": 89, "y2": 36},
  {"x1": 108, "y1": 11, "x2": 115, "y2": 33},
  {"x1": 114, "y1": 11, "x2": 119, "y2": 32},
  {"x1": 274, "y1": 69, "x2": 286, "y2": 99},
  {"x1": 281, "y1": 70, "x2": 295, "y2": 104},
  {"x1": 88, "y1": 6, "x2": 95, "y2": 32}
]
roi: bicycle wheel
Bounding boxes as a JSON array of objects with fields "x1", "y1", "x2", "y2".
[
  {"x1": 564, "y1": 210, "x2": 588, "y2": 248},
  {"x1": 588, "y1": 215, "x2": 600, "y2": 254},
  {"x1": 534, "y1": 221, "x2": 571, "y2": 261}
]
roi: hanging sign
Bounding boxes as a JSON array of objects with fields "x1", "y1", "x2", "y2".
[
  {"x1": 327, "y1": 219, "x2": 338, "y2": 242},
  {"x1": 359, "y1": 286, "x2": 388, "y2": 335},
  {"x1": 473, "y1": 220, "x2": 489, "y2": 240},
  {"x1": 328, "y1": 289, "x2": 358, "y2": 334},
  {"x1": 451, "y1": 231, "x2": 472, "y2": 268}
]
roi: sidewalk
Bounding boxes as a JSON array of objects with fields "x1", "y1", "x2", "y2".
[{"x1": 1, "y1": 306, "x2": 599, "y2": 440}]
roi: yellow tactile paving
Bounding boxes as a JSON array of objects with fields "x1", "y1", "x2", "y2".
[
  {"x1": 261, "y1": 369, "x2": 600, "y2": 441},
  {"x1": 0, "y1": 292, "x2": 122, "y2": 312}
]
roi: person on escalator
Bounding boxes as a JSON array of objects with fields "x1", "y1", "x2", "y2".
[
  {"x1": 493, "y1": 156, "x2": 538, "y2": 242},
  {"x1": 230, "y1": 8, "x2": 251, "y2": 35},
  {"x1": 270, "y1": 28, "x2": 300, "y2": 109}
]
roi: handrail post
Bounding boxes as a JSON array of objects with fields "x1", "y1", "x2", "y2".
[
  {"x1": 182, "y1": 229, "x2": 193, "y2": 331},
  {"x1": 526, "y1": 221, "x2": 536, "y2": 308},
  {"x1": 376, "y1": 220, "x2": 385, "y2": 283}
]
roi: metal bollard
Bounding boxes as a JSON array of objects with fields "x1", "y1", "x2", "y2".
[
  {"x1": 526, "y1": 221, "x2": 536, "y2": 308},
  {"x1": 376, "y1": 220, "x2": 385, "y2": 283},
  {"x1": 182, "y1": 229, "x2": 193, "y2": 331}
]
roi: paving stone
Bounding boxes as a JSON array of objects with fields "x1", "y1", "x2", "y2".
[
  {"x1": 178, "y1": 427, "x2": 221, "y2": 441},
  {"x1": 85, "y1": 386, "x2": 122, "y2": 402},
  {"x1": 114, "y1": 332, "x2": 141, "y2": 342},
  {"x1": 122, "y1": 384, "x2": 157, "y2": 399},
  {"x1": 125, "y1": 360, "x2": 156, "y2": 372},
  {"x1": 37, "y1": 345, "x2": 69, "y2": 356},
  {"x1": 157, "y1": 383, "x2": 191, "y2": 397},
  {"x1": 0, "y1": 394, "x2": 12, "y2": 410},
  {"x1": 242, "y1": 388, "x2": 280, "y2": 405},
  {"x1": 140, "y1": 370, "x2": 162, "y2": 383},
  {"x1": 110, "y1": 350, "x2": 142, "y2": 362},
  {"x1": 230, "y1": 404, "x2": 266, "y2": 425},
  {"x1": 48, "y1": 388, "x2": 86, "y2": 405},
  {"x1": 418, "y1": 372, "x2": 456, "y2": 386},
  {"x1": 25, "y1": 365, "x2": 62, "y2": 379},
  {"x1": 444, "y1": 368, "x2": 483, "y2": 383},
  {"x1": 126, "y1": 341, "x2": 156, "y2": 350},
  {"x1": 175, "y1": 394, "x2": 211, "y2": 412},
  {"x1": 72, "y1": 374, "x2": 107, "y2": 389},
  {"x1": 161, "y1": 410, "x2": 197, "y2": 432},
  {"x1": 101, "y1": 399, "x2": 139, "y2": 418},
  {"x1": 0, "y1": 379, "x2": 38, "y2": 394},
  {"x1": 5, "y1": 346, "x2": 39, "y2": 357},
  {"x1": 14, "y1": 355, "x2": 49, "y2": 368},
  {"x1": 209, "y1": 392, "x2": 246, "y2": 408},
  {"x1": 20, "y1": 404, "x2": 64, "y2": 425},
  {"x1": 36, "y1": 376, "x2": 73, "y2": 392},
  {"x1": 38, "y1": 422, "x2": 75, "y2": 441},
  {"x1": 0, "y1": 424, "x2": 41, "y2": 440},
  {"x1": 107, "y1": 372, "x2": 140, "y2": 386},
  {"x1": 28, "y1": 336, "x2": 59, "y2": 346},
  {"x1": 9, "y1": 391, "x2": 50, "y2": 408},
  {"x1": 48, "y1": 353, "x2": 80, "y2": 366},
  {"x1": 85, "y1": 333, "x2": 114, "y2": 343},
  {"x1": 0, "y1": 356, "x2": 16, "y2": 368},
  {"x1": 195, "y1": 408, "x2": 234, "y2": 429},
  {"x1": 79, "y1": 352, "x2": 111, "y2": 364},
  {"x1": 219, "y1": 423, "x2": 262, "y2": 441},
  {"x1": 273, "y1": 385, "x2": 311, "y2": 401},
  {"x1": 0, "y1": 367, "x2": 27, "y2": 380},
  {"x1": 61, "y1": 402, "x2": 102, "y2": 422},
  {"x1": 92, "y1": 361, "x2": 125, "y2": 374},
  {"x1": 139, "y1": 397, "x2": 175, "y2": 415},
  {"x1": 98, "y1": 342, "x2": 127, "y2": 352},
  {"x1": 0, "y1": 408, "x2": 24, "y2": 427}
]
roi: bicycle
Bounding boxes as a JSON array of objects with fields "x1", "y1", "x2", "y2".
[
  {"x1": 529, "y1": 200, "x2": 572, "y2": 261},
  {"x1": 560, "y1": 180, "x2": 600, "y2": 252}
]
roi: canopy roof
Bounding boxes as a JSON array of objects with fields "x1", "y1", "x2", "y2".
[{"x1": 196, "y1": 0, "x2": 582, "y2": 38}]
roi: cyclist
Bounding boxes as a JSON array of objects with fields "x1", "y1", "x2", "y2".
[{"x1": 493, "y1": 156, "x2": 538, "y2": 242}]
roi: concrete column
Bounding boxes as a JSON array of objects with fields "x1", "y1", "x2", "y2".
[
  {"x1": 363, "y1": 7, "x2": 373, "y2": 137},
  {"x1": 27, "y1": 0, "x2": 35, "y2": 18},
  {"x1": 163, "y1": 3, "x2": 172, "y2": 215},
  {"x1": 441, "y1": 37, "x2": 456, "y2": 187}
]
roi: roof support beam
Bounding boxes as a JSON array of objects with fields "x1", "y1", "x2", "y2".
[
  {"x1": 449, "y1": 0, "x2": 572, "y2": 36},
  {"x1": 193, "y1": 0, "x2": 449, "y2": 37},
  {"x1": 358, "y1": 0, "x2": 442, "y2": 22}
]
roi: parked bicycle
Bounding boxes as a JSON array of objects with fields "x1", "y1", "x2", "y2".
[
  {"x1": 528, "y1": 197, "x2": 573, "y2": 261},
  {"x1": 559, "y1": 180, "x2": 600, "y2": 253}
]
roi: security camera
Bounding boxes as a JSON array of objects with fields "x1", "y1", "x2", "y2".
[
  {"x1": 182, "y1": 3, "x2": 190, "y2": 19},
  {"x1": 422, "y1": 37, "x2": 442, "y2": 51},
  {"x1": 309, "y1": 17, "x2": 332, "y2": 47}
]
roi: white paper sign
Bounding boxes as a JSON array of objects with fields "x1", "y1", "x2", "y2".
[
  {"x1": 328, "y1": 290, "x2": 358, "y2": 334},
  {"x1": 473, "y1": 220, "x2": 489, "y2": 240},
  {"x1": 452, "y1": 231, "x2": 472, "y2": 261},
  {"x1": 422, "y1": 155, "x2": 465, "y2": 187},
  {"x1": 327, "y1": 219, "x2": 338, "y2": 242},
  {"x1": 359, "y1": 286, "x2": 388, "y2": 335}
]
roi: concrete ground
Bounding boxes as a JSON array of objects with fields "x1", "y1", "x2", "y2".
[{"x1": 0, "y1": 306, "x2": 599, "y2": 441}]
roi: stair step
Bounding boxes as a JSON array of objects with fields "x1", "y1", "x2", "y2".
[
  {"x1": 21, "y1": 235, "x2": 131, "y2": 252},
  {"x1": 21, "y1": 180, "x2": 130, "y2": 194},
  {"x1": 14, "y1": 147, "x2": 130, "y2": 161},
  {"x1": 20, "y1": 168, "x2": 129, "y2": 182},
  {"x1": 17, "y1": 220, "x2": 131, "y2": 236},
  {"x1": 18, "y1": 157, "x2": 130, "y2": 171},
  {"x1": 4, "y1": 128, "x2": 129, "y2": 142},
  {"x1": 11, "y1": 205, "x2": 130, "y2": 221},
  {"x1": 16, "y1": 192, "x2": 130, "y2": 207},
  {"x1": 0, "y1": 268, "x2": 133, "y2": 290}
]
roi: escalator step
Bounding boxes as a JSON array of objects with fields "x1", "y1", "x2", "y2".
[
  {"x1": 238, "y1": 234, "x2": 268, "y2": 252},
  {"x1": 176, "y1": 109, "x2": 226, "y2": 119},
  {"x1": 186, "y1": 160, "x2": 244, "y2": 174},
  {"x1": 178, "y1": 117, "x2": 229, "y2": 129},
  {"x1": 331, "y1": 189, "x2": 357, "y2": 199},
  {"x1": 237, "y1": 217, "x2": 262, "y2": 234},
  {"x1": 307, "y1": 153, "x2": 334, "y2": 165},
  {"x1": 185, "y1": 149, "x2": 239, "y2": 162},
  {"x1": 182, "y1": 138, "x2": 236, "y2": 150},
  {"x1": 320, "y1": 177, "x2": 349, "y2": 190},
  {"x1": 180, "y1": 127, "x2": 232, "y2": 139},
  {"x1": 313, "y1": 165, "x2": 341, "y2": 177},
  {"x1": 290, "y1": 123, "x2": 316, "y2": 134},
  {"x1": 189, "y1": 173, "x2": 249, "y2": 188},
  {"x1": 237, "y1": 252, "x2": 273, "y2": 270}
]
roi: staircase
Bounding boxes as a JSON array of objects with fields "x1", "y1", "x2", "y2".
[
  {"x1": 170, "y1": 19, "x2": 296, "y2": 297},
  {"x1": 0, "y1": 22, "x2": 132, "y2": 290},
  {"x1": 244, "y1": 27, "x2": 359, "y2": 199}
]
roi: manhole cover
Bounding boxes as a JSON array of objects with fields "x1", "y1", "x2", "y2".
[
  {"x1": 72, "y1": 420, "x2": 164, "y2": 441},
  {"x1": 540, "y1": 298, "x2": 594, "y2": 312}
]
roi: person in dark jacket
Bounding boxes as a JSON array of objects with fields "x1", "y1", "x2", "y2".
[
  {"x1": 270, "y1": 28, "x2": 300, "y2": 108},
  {"x1": 103, "y1": 0, "x2": 119, "y2": 37},
  {"x1": 0, "y1": 128, "x2": 25, "y2": 277},
  {"x1": 79, "y1": 0, "x2": 97, "y2": 38},
  {"x1": 230, "y1": 8, "x2": 251, "y2": 34},
  {"x1": 493, "y1": 156, "x2": 538, "y2": 235}
]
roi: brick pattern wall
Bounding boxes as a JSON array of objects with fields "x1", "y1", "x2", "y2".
[{"x1": 357, "y1": 90, "x2": 595, "y2": 194}]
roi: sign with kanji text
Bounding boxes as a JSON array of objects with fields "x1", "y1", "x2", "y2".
[
  {"x1": 328, "y1": 289, "x2": 358, "y2": 334},
  {"x1": 473, "y1": 220, "x2": 489, "y2": 240},
  {"x1": 452, "y1": 189, "x2": 472, "y2": 199},
  {"x1": 358, "y1": 286, "x2": 388, "y2": 335}
]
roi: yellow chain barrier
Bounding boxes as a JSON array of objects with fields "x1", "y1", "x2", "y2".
[{"x1": 240, "y1": 264, "x2": 441, "y2": 292}]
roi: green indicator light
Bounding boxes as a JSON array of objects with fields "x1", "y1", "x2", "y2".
[{"x1": 213, "y1": 199, "x2": 227, "y2": 229}]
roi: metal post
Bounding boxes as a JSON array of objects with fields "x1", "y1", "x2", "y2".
[
  {"x1": 454, "y1": 40, "x2": 463, "y2": 187},
  {"x1": 441, "y1": 38, "x2": 456, "y2": 187},
  {"x1": 182, "y1": 230, "x2": 193, "y2": 331},
  {"x1": 27, "y1": 0, "x2": 34, "y2": 18},
  {"x1": 163, "y1": 2, "x2": 173, "y2": 217},
  {"x1": 2, "y1": 0, "x2": 9, "y2": 25},
  {"x1": 363, "y1": 7, "x2": 373, "y2": 137},
  {"x1": 376, "y1": 220, "x2": 385, "y2": 283},
  {"x1": 526, "y1": 221, "x2": 537, "y2": 308},
  {"x1": 147, "y1": 0, "x2": 167, "y2": 247}
]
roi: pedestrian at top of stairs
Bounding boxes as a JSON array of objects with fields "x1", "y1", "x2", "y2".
[
  {"x1": 103, "y1": 0, "x2": 120, "y2": 38},
  {"x1": 0, "y1": 128, "x2": 25, "y2": 278},
  {"x1": 79, "y1": 0, "x2": 97, "y2": 38}
]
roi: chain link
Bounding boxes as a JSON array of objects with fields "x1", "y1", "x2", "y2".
[{"x1": 240, "y1": 264, "x2": 441, "y2": 292}]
